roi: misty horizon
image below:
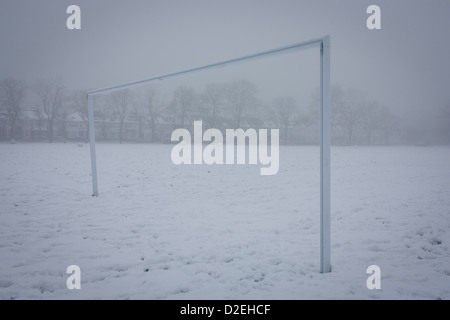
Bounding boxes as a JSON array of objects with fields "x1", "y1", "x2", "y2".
[{"x1": 1, "y1": 1, "x2": 449, "y2": 136}]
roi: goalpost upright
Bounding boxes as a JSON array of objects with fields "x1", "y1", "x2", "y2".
[
  {"x1": 320, "y1": 36, "x2": 331, "y2": 273},
  {"x1": 87, "y1": 36, "x2": 331, "y2": 273}
]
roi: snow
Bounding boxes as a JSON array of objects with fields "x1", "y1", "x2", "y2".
[{"x1": 0, "y1": 142, "x2": 449, "y2": 299}]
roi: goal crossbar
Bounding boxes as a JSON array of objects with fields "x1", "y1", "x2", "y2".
[
  {"x1": 87, "y1": 36, "x2": 331, "y2": 273},
  {"x1": 87, "y1": 37, "x2": 323, "y2": 96}
]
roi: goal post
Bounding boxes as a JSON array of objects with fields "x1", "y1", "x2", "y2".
[
  {"x1": 320, "y1": 36, "x2": 331, "y2": 273},
  {"x1": 87, "y1": 36, "x2": 331, "y2": 273}
]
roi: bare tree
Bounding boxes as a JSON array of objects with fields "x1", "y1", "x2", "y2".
[
  {"x1": 272, "y1": 96, "x2": 297, "y2": 145},
  {"x1": 69, "y1": 89, "x2": 89, "y2": 142},
  {"x1": 379, "y1": 106, "x2": 400, "y2": 145},
  {"x1": 58, "y1": 100, "x2": 72, "y2": 140},
  {"x1": 109, "y1": 89, "x2": 132, "y2": 143},
  {"x1": 223, "y1": 80, "x2": 257, "y2": 128},
  {"x1": 33, "y1": 107, "x2": 46, "y2": 135},
  {"x1": 360, "y1": 99, "x2": 383, "y2": 145},
  {"x1": 0, "y1": 77, "x2": 26, "y2": 141},
  {"x1": 200, "y1": 83, "x2": 224, "y2": 129},
  {"x1": 168, "y1": 86, "x2": 196, "y2": 128},
  {"x1": 129, "y1": 91, "x2": 145, "y2": 142},
  {"x1": 337, "y1": 88, "x2": 365, "y2": 145},
  {"x1": 141, "y1": 86, "x2": 164, "y2": 142},
  {"x1": 34, "y1": 77, "x2": 65, "y2": 142},
  {"x1": 305, "y1": 84, "x2": 346, "y2": 144},
  {"x1": 94, "y1": 96, "x2": 111, "y2": 140}
]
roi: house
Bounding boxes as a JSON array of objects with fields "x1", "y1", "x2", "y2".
[
  {"x1": 0, "y1": 109, "x2": 179, "y2": 143},
  {"x1": 0, "y1": 107, "x2": 278, "y2": 144}
]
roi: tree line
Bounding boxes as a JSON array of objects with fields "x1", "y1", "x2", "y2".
[{"x1": 1, "y1": 75, "x2": 448, "y2": 145}]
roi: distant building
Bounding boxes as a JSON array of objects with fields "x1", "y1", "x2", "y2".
[{"x1": 0, "y1": 109, "x2": 187, "y2": 143}]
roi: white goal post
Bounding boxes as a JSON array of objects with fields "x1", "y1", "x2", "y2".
[{"x1": 87, "y1": 36, "x2": 331, "y2": 273}]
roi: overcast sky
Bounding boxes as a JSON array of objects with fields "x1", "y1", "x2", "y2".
[{"x1": 1, "y1": 0, "x2": 449, "y2": 125}]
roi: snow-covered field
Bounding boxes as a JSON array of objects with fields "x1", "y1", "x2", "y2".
[{"x1": 0, "y1": 142, "x2": 449, "y2": 300}]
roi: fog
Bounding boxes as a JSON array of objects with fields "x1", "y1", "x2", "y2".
[
  {"x1": 1, "y1": 0, "x2": 450, "y2": 142},
  {"x1": 2, "y1": 1, "x2": 450, "y2": 301}
]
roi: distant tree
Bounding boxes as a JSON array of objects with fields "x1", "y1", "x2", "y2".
[
  {"x1": 306, "y1": 84, "x2": 347, "y2": 144},
  {"x1": 94, "y1": 96, "x2": 111, "y2": 140},
  {"x1": 34, "y1": 76, "x2": 65, "y2": 143},
  {"x1": 378, "y1": 106, "x2": 400, "y2": 145},
  {"x1": 223, "y1": 80, "x2": 257, "y2": 128},
  {"x1": 168, "y1": 86, "x2": 196, "y2": 128},
  {"x1": 337, "y1": 88, "x2": 365, "y2": 145},
  {"x1": 360, "y1": 99, "x2": 383, "y2": 145},
  {"x1": 271, "y1": 96, "x2": 297, "y2": 145},
  {"x1": 129, "y1": 93, "x2": 145, "y2": 141},
  {"x1": 200, "y1": 83, "x2": 224, "y2": 129},
  {"x1": 141, "y1": 86, "x2": 164, "y2": 142},
  {"x1": 70, "y1": 89, "x2": 89, "y2": 142},
  {"x1": 0, "y1": 77, "x2": 26, "y2": 142},
  {"x1": 109, "y1": 89, "x2": 132, "y2": 143},
  {"x1": 58, "y1": 99, "x2": 73, "y2": 140},
  {"x1": 33, "y1": 107, "x2": 46, "y2": 134}
]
